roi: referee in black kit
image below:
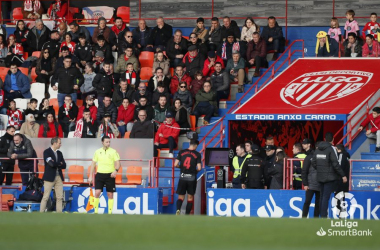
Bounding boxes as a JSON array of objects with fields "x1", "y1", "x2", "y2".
[{"x1": 174, "y1": 139, "x2": 202, "y2": 215}]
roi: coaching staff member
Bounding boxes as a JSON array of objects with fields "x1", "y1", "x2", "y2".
[
  {"x1": 174, "y1": 139, "x2": 202, "y2": 215},
  {"x1": 40, "y1": 137, "x2": 66, "y2": 213},
  {"x1": 89, "y1": 136, "x2": 121, "y2": 214},
  {"x1": 240, "y1": 144, "x2": 265, "y2": 189}
]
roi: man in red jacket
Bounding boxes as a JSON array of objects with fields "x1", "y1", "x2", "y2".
[
  {"x1": 359, "y1": 107, "x2": 380, "y2": 152},
  {"x1": 170, "y1": 65, "x2": 192, "y2": 95},
  {"x1": 154, "y1": 111, "x2": 180, "y2": 158},
  {"x1": 202, "y1": 51, "x2": 225, "y2": 78},
  {"x1": 77, "y1": 95, "x2": 98, "y2": 121}
]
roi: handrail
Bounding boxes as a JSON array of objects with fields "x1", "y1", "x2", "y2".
[{"x1": 149, "y1": 156, "x2": 176, "y2": 205}]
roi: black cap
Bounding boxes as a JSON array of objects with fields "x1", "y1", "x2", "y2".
[
  {"x1": 166, "y1": 111, "x2": 174, "y2": 118},
  {"x1": 188, "y1": 45, "x2": 198, "y2": 51},
  {"x1": 104, "y1": 113, "x2": 111, "y2": 117},
  {"x1": 302, "y1": 138, "x2": 312, "y2": 144},
  {"x1": 264, "y1": 145, "x2": 276, "y2": 151},
  {"x1": 251, "y1": 144, "x2": 260, "y2": 153},
  {"x1": 208, "y1": 50, "x2": 216, "y2": 58}
]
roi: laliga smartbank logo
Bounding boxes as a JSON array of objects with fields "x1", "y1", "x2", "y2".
[{"x1": 316, "y1": 192, "x2": 372, "y2": 237}]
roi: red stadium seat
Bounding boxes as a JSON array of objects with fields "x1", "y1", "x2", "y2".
[
  {"x1": 0, "y1": 67, "x2": 8, "y2": 81},
  {"x1": 12, "y1": 165, "x2": 22, "y2": 183},
  {"x1": 69, "y1": 7, "x2": 79, "y2": 14},
  {"x1": 31, "y1": 67, "x2": 37, "y2": 82},
  {"x1": 1, "y1": 194, "x2": 14, "y2": 211},
  {"x1": 140, "y1": 67, "x2": 153, "y2": 81},
  {"x1": 13, "y1": 8, "x2": 23, "y2": 21},
  {"x1": 116, "y1": 6, "x2": 130, "y2": 24},
  {"x1": 19, "y1": 67, "x2": 29, "y2": 76},
  {"x1": 139, "y1": 51, "x2": 154, "y2": 68},
  {"x1": 38, "y1": 165, "x2": 45, "y2": 179},
  {"x1": 68, "y1": 165, "x2": 84, "y2": 183},
  {"x1": 50, "y1": 98, "x2": 59, "y2": 117},
  {"x1": 32, "y1": 51, "x2": 41, "y2": 58},
  {"x1": 126, "y1": 166, "x2": 142, "y2": 185}
]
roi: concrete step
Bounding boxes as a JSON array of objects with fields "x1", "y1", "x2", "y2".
[
  {"x1": 369, "y1": 144, "x2": 379, "y2": 153},
  {"x1": 360, "y1": 152, "x2": 380, "y2": 160}
]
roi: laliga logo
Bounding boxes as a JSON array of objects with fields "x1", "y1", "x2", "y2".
[
  {"x1": 331, "y1": 191, "x2": 357, "y2": 219},
  {"x1": 257, "y1": 194, "x2": 284, "y2": 218},
  {"x1": 280, "y1": 70, "x2": 373, "y2": 107},
  {"x1": 77, "y1": 187, "x2": 106, "y2": 213}
]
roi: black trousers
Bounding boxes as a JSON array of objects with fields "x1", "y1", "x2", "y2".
[
  {"x1": 319, "y1": 181, "x2": 337, "y2": 218},
  {"x1": 302, "y1": 189, "x2": 320, "y2": 218},
  {"x1": 0, "y1": 162, "x2": 15, "y2": 185},
  {"x1": 154, "y1": 136, "x2": 177, "y2": 156},
  {"x1": 248, "y1": 56, "x2": 266, "y2": 73}
]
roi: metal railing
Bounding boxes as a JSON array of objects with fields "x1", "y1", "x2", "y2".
[{"x1": 149, "y1": 157, "x2": 176, "y2": 205}]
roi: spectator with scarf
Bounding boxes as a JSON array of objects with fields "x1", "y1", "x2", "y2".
[
  {"x1": 115, "y1": 46, "x2": 140, "y2": 74},
  {"x1": 38, "y1": 113, "x2": 63, "y2": 138},
  {"x1": 7, "y1": 100, "x2": 23, "y2": 130},
  {"x1": 58, "y1": 94, "x2": 78, "y2": 137},
  {"x1": 47, "y1": 0, "x2": 72, "y2": 22},
  {"x1": 74, "y1": 108, "x2": 97, "y2": 138},
  {"x1": 14, "y1": 20, "x2": 29, "y2": 51},
  {"x1": 22, "y1": 0, "x2": 44, "y2": 20},
  {"x1": 125, "y1": 62, "x2": 140, "y2": 90},
  {"x1": 98, "y1": 113, "x2": 119, "y2": 138},
  {"x1": 110, "y1": 17, "x2": 130, "y2": 51},
  {"x1": 77, "y1": 95, "x2": 97, "y2": 122},
  {"x1": 182, "y1": 45, "x2": 205, "y2": 78},
  {"x1": 217, "y1": 31, "x2": 246, "y2": 65},
  {"x1": 5, "y1": 35, "x2": 24, "y2": 67}
]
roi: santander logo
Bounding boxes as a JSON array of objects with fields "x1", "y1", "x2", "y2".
[
  {"x1": 280, "y1": 70, "x2": 373, "y2": 108},
  {"x1": 257, "y1": 194, "x2": 284, "y2": 218}
]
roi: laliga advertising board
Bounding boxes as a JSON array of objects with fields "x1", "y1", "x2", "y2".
[
  {"x1": 233, "y1": 58, "x2": 380, "y2": 118},
  {"x1": 207, "y1": 189, "x2": 380, "y2": 219}
]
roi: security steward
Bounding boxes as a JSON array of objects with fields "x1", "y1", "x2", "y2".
[
  {"x1": 240, "y1": 144, "x2": 265, "y2": 189},
  {"x1": 230, "y1": 144, "x2": 251, "y2": 189},
  {"x1": 88, "y1": 136, "x2": 121, "y2": 214},
  {"x1": 293, "y1": 142, "x2": 307, "y2": 190}
]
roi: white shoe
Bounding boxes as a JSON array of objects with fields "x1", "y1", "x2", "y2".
[
  {"x1": 176, "y1": 210, "x2": 181, "y2": 215},
  {"x1": 168, "y1": 153, "x2": 174, "y2": 158}
]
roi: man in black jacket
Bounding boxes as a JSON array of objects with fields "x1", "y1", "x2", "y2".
[
  {"x1": 166, "y1": 30, "x2": 188, "y2": 67},
  {"x1": 263, "y1": 144, "x2": 276, "y2": 189},
  {"x1": 0, "y1": 126, "x2": 16, "y2": 185},
  {"x1": 55, "y1": 46, "x2": 80, "y2": 70},
  {"x1": 221, "y1": 17, "x2": 241, "y2": 41},
  {"x1": 7, "y1": 134, "x2": 37, "y2": 185},
  {"x1": 58, "y1": 95, "x2": 78, "y2": 138},
  {"x1": 261, "y1": 16, "x2": 285, "y2": 59},
  {"x1": 117, "y1": 31, "x2": 140, "y2": 57},
  {"x1": 92, "y1": 62, "x2": 114, "y2": 104},
  {"x1": 42, "y1": 30, "x2": 61, "y2": 59},
  {"x1": 74, "y1": 33, "x2": 93, "y2": 68},
  {"x1": 134, "y1": 96, "x2": 154, "y2": 121},
  {"x1": 51, "y1": 55, "x2": 84, "y2": 107},
  {"x1": 109, "y1": 17, "x2": 130, "y2": 51},
  {"x1": 27, "y1": 19, "x2": 51, "y2": 54},
  {"x1": 68, "y1": 21, "x2": 91, "y2": 44},
  {"x1": 312, "y1": 132, "x2": 347, "y2": 218},
  {"x1": 97, "y1": 96, "x2": 118, "y2": 124},
  {"x1": 240, "y1": 144, "x2": 265, "y2": 189},
  {"x1": 132, "y1": 20, "x2": 154, "y2": 52},
  {"x1": 183, "y1": 45, "x2": 205, "y2": 78},
  {"x1": 112, "y1": 78, "x2": 133, "y2": 107},
  {"x1": 151, "y1": 17, "x2": 173, "y2": 51},
  {"x1": 40, "y1": 137, "x2": 66, "y2": 213},
  {"x1": 130, "y1": 110, "x2": 154, "y2": 138}
]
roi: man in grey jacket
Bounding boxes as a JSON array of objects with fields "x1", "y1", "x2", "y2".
[{"x1": 210, "y1": 62, "x2": 230, "y2": 105}]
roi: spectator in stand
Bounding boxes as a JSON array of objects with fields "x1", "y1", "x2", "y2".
[
  {"x1": 38, "y1": 113, "x2": 63, "y2": 138},
  {"x1": 77, "y1": 95, "x2": 97, "y2": 122},
  {"x1": 247, "y1": 32, "x2": 267, "y2": 77},
  {"x1": 51, "y1": 55, "x2": 84, "y2": 107},
  {"x1": 22, "y1": 0, "x2": 44, "y2": 20},
  {"x1": 358, "y1": 107, "x2": 380, "y2": 152},
  {"x1": 151, "y1": 17, "x2": 173, "y2": 51},
  {"x1": 36, "y1": 48, "x2": 56, "y2": 97},
  {"x1": 206, "y1": 17, "x2": 222, "y2": 51},
  {"x1": 166, "y1": 29, "x2": 188, "y2": 67},
  {"x1": 183, "y1": 45, "x2": 205, "y2": 78},
  {"x1": 110, "y1": 17, "x2": 130, "y2": 52},
  {"x1": 47, "y1": 0, "x2": 71, "y2": 21},
  {"x1": 315, "y1": 31, "x2": 339, "y2": 57},
  {"x1": 187, "y1": 33, "x2": 208, "y2": 58},
  {"x1": 80, "y1": 63, "x2": 97, "y2": 99},
  {"x1": 225, "y1": 51, "x2": 246, "y2": 93},
  {"x1": 8, "y1": 134, "x2": 38, "y2": 185},
  {"x1": 193, "y1": 81, "x2": 217, "y2": 125},
  {"x1": 14, "y1": 20, "x2": 29, "y2": 52},
  {"x1": 172, "y1": 98, "x2": 190, "y2": 135},
  {"x1": 170, "y1": 64, "x2": 192, "y2": 95},
  {"x1": 148, "y1": 67, "x2": 171, "y2": 93},
  {"x1": 117, "y1": 98, "x2": 135, "y2": 137},
  {"x1": 60, "y1": 33, "x2": 75, "y2": 54},
  {"x1": 55, "y1": 46, "x2": 79, "y2": 70},
  {"x1": 130, "y1": 109, "x2": 154, "y2": 138},
  {"x1": 4, "y1": 64, "x2": 31, "y2": 100},
  {"x1": 241, "y1": 17, "x2": 260, "y2": 43},
  {"x1": 20, "y1": 113, "x2": 40, "y2": 139},
  {"x1": 75, "y1": 34, "x2": 93, "y2": 68},
  {"x1": 343, "y1": 32, "x2": 362, "y2": 57},
  {"x1": 27, "y1": 19, "x2": 51, "y2": 54},
  {"x1": 268, "y1": 151, "x2": 285, "y2": 189},
  {"x1": 97, "y1": 96, "x2": 117, "y2": 124},
  {"x1": 118, "y1": 31, "x2": 140, "y2": 57},
  {"x1": 92, "y1": 17, "x2": 111, "y2": 44},
  {"x1": 132, "y1": 82, "x2": 152, "y2": 106},
  {"x1": 7, "y1": 100, "x2": 23, "y2": 130},
  {"x1": 92, "y1": 61, "x2": 114, "y2": 104},
  {"x1": 133, "y1": 19, "x2": 154, "y2": 52},
  {"x1": 24, "y1": 98, "x2": 39, "y2": 120},
  {"x1": 173, "y1": 82, "x2": 192, "y2": 112},
  {"x1": 113, "y1": 78, "x2": 133, "y2": 107},
  {"x1": 58, "y1": 22, "x2": 68, "y2": 42},
  {"x1": 5, "y1": 35, "x2": 24, "y2": 67},
  {"x1": 134, "y1": 96, "x2": 154, "y2": 121},
  {"x1": 190, "y1": 71, "x2": 205, "y2": 98},
  {"x1": 362, "y1": 34, "x2": 380, "y2": 57},
  {"x1": 42, "y1": 30, "x2": 61, "y2": 59},
  {"x1": 221, "y1": 16, "x2": 241, "y2": 41},
  {"x1": 362, "y1": 13, "x2": 379, "y2": 41},
  {"x1": 203, "y1": 50, "x2": 224, "y2": 79},
  {"x1": 210, "y1": 62, "x2": 229, "y2": 104},
  {"x1": 152, "y1": 51, "x2": 170, "y2": 78},
  {"x1": 0, "y1": 89, "x2": 8, "y2": 115},
  {"x1": 37, "y1": 98, "x2": 55, "y2": 124},
  {"x1": 73, "y1": 108, "x2": 97, "y2": 138},
  {"x1": 154, "y1": 111, "x2": 180, "y2": 158},
  {"x1": 217, "y1": 31, "x2": 246, "y2": 65},
  {"x1": 115, "y1": 46, "x2": 140, "y2": 74},
  {"x1": 68, "y1": 22, "x2": 91, "y2": 44},
  {"x1": 58, "y1": 94, "x2": 78, "y2": 137},
  {"x1": 328, "y1": 17, "x2": 342, "y2": 43},
  {"x1": 97, "y1": 113, "x2": 119, "y2": 138},
  {"x1": 93, "y1": 51, "x2": 105, "y2": 73},
  {"x1": 0, "y1": 36, "x2": 8, "y2": 66},
  {"x1": 125, "y1": 63, "x2": 141, "y2": 91},
  {"x1": 93, "y1": 35, "x2": 113, "y2": 64},
  {"x1": 152, "y1": 81, "x2": 171, "y2": 107},
  {"x1": 0, "y1": 126, "x2": 15, "y2": 185},
  {"x1": 192, "y1": 17, "x2": 208, "y2": 43},
  {"x1": 344, "y1": 10, "x2": 360, "y2": 40},
  {"x1": 261, "y1": 16, "x2": 284, "y2": 60}
]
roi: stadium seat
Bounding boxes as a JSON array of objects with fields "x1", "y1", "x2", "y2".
[
  {"x1": 116, "y1": 166, "x2": 122, "y2": 184},
  {"x1": 140, "y1": 67, "x2": 153, "y2": 81},
  {"x1": 76, "y1": 99, "x2": 83, "y2": 108},
  {"x1": 12, "y1": 165, "x2": 22, "y2": 183},
  {"x1": 48, "y1": 85, "x2": 58, "y2": 99},
  {"x1": 50, "y1": 98, "x2": 59, "y2": 117},
  {"x1": 19, "y1": 67, "x2": 29, "y2": 76},
  {"x1": 116, "y1": 6, "x2": 130, "y2": 23},
  {"x1": 67, "y1": 131, "x2": 75, "y2": 138},
  {"x1": 139, "y1": 51, "x2": 154, "y2": 68},
  {"x1": 68, "y1": 165, "x2": 84, "y2": 183},
  {"x1": 124, "y1": 132, "x2": 130, "y2": 138},
  {"x1": 23, "y1": 52, "x2": 28, "y2": 60},
  {"x1": 1, "y1": 194, "x2": 14, "y2": 211},
  {"x1": 12, "y1": 7, "x2": 23, "y2": 21},
  {"x1": 38, "y1": 165, "x2": 45, "y2": 179},
  {"x1": 0, "y1": 67, "x2": 8, "y2": 81},
  {"x1": 169, "y1": 68, "x2": 174, "y2": 77},
  {"x1": 87, "y1": 165, "x2": 97, "y2": 179},
  {"x1": 126, "y1": 166, "x2": 142, "y2": 185},
  {"x1": 14, "y1": 98, "x2": 28, "y2": 110},
  {"x1": 190, "y1": 115, "x2": 196, "y2": 131},
  {"x1": 30, "y1": 82, "x2": 45, "y2": 104},
  {"x1": 0, "y1": 115, "x2": 9, "y2": 129},
  {"x1": 69, "y1": 7, "x2": 79, "y2": 14},
  {"x1": 32, "y1": 51, "x2": 41, "y2": 58},
  {"x1": 31, "y1": 67, "x2": 37, "y2": 82},
  {"x1": 94, "y1": 99, "x2": 99, "y2": 108}
]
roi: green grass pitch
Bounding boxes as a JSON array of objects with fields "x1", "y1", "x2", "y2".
[{"x1": 0, "y1": 213, "x2": 378, "y2": 250}]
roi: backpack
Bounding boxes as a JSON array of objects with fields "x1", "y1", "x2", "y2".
[{"x1": 18, "y1": 174, "x2": 44, "y2": 202}]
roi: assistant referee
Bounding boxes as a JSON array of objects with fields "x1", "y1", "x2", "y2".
[{"x1": 88, "y1": 136, "x2": 121, "y2": 214}]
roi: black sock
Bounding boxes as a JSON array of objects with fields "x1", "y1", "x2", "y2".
[
  {"x1": 176, "y1": 199, "x2": 183, "y2": 211},
  {"x1": 186, "y1": 201, "x2": 193, "y2": 215}
]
